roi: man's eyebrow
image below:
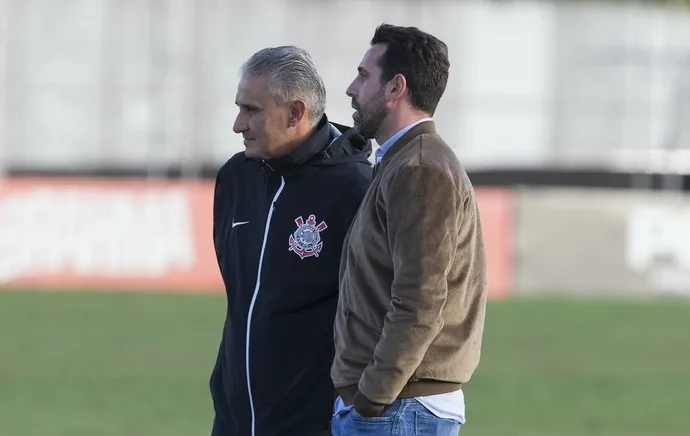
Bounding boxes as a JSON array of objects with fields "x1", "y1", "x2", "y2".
[{"x1": 235, "y1": 101, "x2": 261, "y2": 110}]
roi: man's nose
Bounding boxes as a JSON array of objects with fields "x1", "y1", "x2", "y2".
[
  {"x1": 233, "y1": 115, "x2": 246, "y2": 134},
  {"x1": 346, "y1": 81, "x2": 356, "y2": 98}
]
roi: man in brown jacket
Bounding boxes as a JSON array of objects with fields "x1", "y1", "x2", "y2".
[{"x1": 330, "y1": 24, "x2": 488, "y2": 435}]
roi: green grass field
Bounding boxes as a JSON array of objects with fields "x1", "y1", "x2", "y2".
[{"x1": 0, "y1": 291, "x2": 687, "y2": 436}]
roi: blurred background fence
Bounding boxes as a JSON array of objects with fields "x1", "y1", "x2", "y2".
[
  {"x1": 1, "y1": 0, "x2": 689, "y2": 298},
  {"x1": 2, "y1": 0, "x2": 689, "y2": 176}
]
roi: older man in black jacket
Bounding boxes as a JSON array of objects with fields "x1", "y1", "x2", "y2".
[{"x1": 209, "y1": 45, "x2": 373, "y2": 436}]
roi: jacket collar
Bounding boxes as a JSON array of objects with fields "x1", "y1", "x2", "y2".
[
  {"x1": 380, "y1": 120, "x2": 437, "y2": 165},
  {"x1": 255, "y1": 115, "x2": 333, "y2": 175}
]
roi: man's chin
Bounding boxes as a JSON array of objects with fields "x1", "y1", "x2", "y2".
[
  {"x1": 355, "y1": 125, "x2": 376, "y2": 140},
  {"x1": 245, "y1": 147, "x2": 277, "y2": 161},
  {"x1": 244, "y1": 148, "x2": 260, "y2": 159}
]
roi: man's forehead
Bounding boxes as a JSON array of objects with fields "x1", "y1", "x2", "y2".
[
  {"x1": 360, "y1": 44, "x2": 387, "y2": 70},
  {"x1": 236, "y1": 75, "x2": 270, "y2": 104}
]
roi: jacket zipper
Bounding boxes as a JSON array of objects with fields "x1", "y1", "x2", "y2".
[{"x1": 245, "y1": 175, "x2": 285, "y2": 436}]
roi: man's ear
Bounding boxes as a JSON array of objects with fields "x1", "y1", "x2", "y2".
[
  {"x1": 387, "y1": 73, "x2": 407, "y2": 101},
  {"x1": 288, "y1": 100, "x2": 308, "y2": 127}
]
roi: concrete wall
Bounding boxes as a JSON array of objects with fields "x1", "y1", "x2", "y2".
[{"x1": 514, "y1": 188, "x2": 690, "y2": 298}]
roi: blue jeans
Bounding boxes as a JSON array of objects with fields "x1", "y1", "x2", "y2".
[{"x1": 331, "y1": 398, "x2": 462, "y2": 435}]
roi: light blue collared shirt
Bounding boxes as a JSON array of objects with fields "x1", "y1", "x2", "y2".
[{"x1": 374, "y1": 118, "x2": 434, "y2": 164}]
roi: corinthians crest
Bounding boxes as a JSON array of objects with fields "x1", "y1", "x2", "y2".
[{"x1": 289, "y1": 214, "x2": 328, "y2": 259}]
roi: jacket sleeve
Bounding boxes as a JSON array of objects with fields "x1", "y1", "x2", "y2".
[
  {"x1": 212, "y1": 159, "x2": 235, "y2": 278},
  {"x1": 212, "y1": 171, "x2": 224, "y2": 269},
  {"x1": 357, "y1": 164, "x2": 465, "y2": 411}
]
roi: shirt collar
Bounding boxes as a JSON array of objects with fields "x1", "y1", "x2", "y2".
[{"x1": 374, "y1": 118, "x2": 433, "y2": 164}]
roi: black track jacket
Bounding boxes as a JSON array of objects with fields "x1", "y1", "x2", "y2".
[{"x1": 209, "y1": 116, "x2": 373, "y2": 436}]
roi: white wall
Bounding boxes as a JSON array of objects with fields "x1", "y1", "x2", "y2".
[{"x1": 0, "y1": 0, "x2": 688, "y2": 173}]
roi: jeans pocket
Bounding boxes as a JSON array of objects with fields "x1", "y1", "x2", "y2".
[
  {"x1": 333, "y1": 406, "x2": 352, "y2": 418},
  {"x1": 349, "y1": 410, "x2": 395, "y2": 434},
  {"x1": 414, "y1": 411, "x2": 461, "y2": 436},
  {"x1": 332, "y1": 407, "x2": 394, "y2": 436},
  {"x1": 351, "y1": 408, "x2": 393, "y2": 422}
]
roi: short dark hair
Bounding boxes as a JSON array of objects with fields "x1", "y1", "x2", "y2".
[{"x1": 371, "y1": 24, "x2": 450, "y2": 116}]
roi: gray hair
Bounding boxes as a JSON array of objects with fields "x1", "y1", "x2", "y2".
[{"x1": 240, "y1": 46, "x2": 327, "y2": 126}]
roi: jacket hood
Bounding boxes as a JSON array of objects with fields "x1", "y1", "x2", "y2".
[
  {"x1": 317, "y1": 122, "x2": 373, "y2": 166},
  {"x1": 259, "y1": 115, "x2": 373, "y2": 175}
]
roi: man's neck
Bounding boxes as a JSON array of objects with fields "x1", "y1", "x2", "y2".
[
  {"x1": 273, "y1": 124, "x2": 318, "y2": 158},
  {"x1": 293, "y1": 125, "x2": 318, "y2": 148},
  {"x1": 375, "y1": 112, "x2": 430, "y2": 145}
]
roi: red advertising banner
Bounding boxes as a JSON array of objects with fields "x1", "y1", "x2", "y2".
[
  {"x1": 0, "y1": 177, "x2": 222, "y2": 293},
  {"x1": 474, "y1": 187, "x2": 514, "y2": 299},
  {"x1": 0, "y1": 178, "x2": 513, "y2": 298}
]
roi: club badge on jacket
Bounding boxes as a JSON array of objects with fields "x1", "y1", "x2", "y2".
[{"x1": 289, "y1": 214, "x2": 328, "y2": 259}]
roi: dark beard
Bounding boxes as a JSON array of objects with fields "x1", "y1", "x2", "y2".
[
  {"x1": 353, "y1": 92, "x2": 387, "y2": 140},
  {"x1": 355, "y1": 106, "x2": 386, "y2": 140}
]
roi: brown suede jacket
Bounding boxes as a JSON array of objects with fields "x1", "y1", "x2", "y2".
[{"x1": 331, "y1": 120, "x2": 488, "y2": 417}]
